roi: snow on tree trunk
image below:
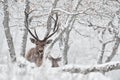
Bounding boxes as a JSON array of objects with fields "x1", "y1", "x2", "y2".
[
  {"x1": 97, "y1": 43, "x2": 106, "y2": 64},
  {"x1": 97, "y1": 40, "x2": 114, "y2": 64},
  {"x1": 62, "y1": 16, "x2": 74, "y2": 65},
  {"x1": 20, "y1": 0, "x2": 30, "y2": 57},
  {"x1": 62, "y1": 61, "x2": 120, "y2": 74},
  {"x1": 3, "y1": 0, "x2": 16, "y2": 62},
  {"x1": 105, "y1": 37, "x2": 120, "y2": 62},
  {"x1": 62, "y1": 0, "x2": 81, "y2": 65}
]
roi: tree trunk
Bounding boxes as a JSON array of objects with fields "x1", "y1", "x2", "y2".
[
  {"x1": 3, "y1": 0, "x2": 16, "y2": 62},
  {"x1": 62, "y1": 62, "x2": 120, "y2": 74},
  {"x1": 97, "y1": 43, "x2": 106, "y2": 64},
  {"x1": 62, "y1": 0, "x2": 81, "y2": 65},
  {"x1": 105, "y1": 37, "x2": 120, "y2": 62},
  {"x1": 20, "y1": 0, "x2": 30, "y2": 57}
]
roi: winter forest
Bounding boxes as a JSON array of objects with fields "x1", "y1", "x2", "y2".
[{"x1": 0, "y1": 0, "x2": 120, "y2": 80}]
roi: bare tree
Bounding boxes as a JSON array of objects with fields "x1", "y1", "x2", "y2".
[
  {"x1": 20, "y1": 0, "x2": 30, "y2": 57},
  {"x1": 3, "y1": 0, "x2": 16, "y2": 62},
  {"x1": 105, "y1": 36, "x2": 120, "y2": 62},
  {"x1": 47, "y1": 0, "x2": 83, "y2": 65},
  {"x1": 62, "y1": 17, "x2": 74, "y2": 65},
  {"x1": 96, "y1": 18, "x2": 120, "y2": 64},
  {"x1": 97, "y1": 40, "x2": 114, "y2": 64},
  {"x1": 62, "y1": 0, "x2": 82, "y2": 65}
]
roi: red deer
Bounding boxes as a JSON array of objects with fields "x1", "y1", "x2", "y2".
[
  {"x1": 48, "y1": 55, "x2": 61, "y2": 67},
  {"x1": 25, "y1": 13, "x2": 59, "y2": 67}
]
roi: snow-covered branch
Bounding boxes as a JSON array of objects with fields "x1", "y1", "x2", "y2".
[
  {"x1": 61, "y1": 62, "x2": 120, "y2": 74},
  {"x1": 53, "y1": 8, "x2": 81, "y2": 15},
  {"x1": 105, "y1": 38, "x2": 120, "y2": 62},
  {"x1": 97, "y1": 40, "x2": 114, "y2": 64}
]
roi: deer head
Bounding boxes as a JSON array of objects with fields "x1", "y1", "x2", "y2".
[
  {"x1": 48, "y1": 55, "x2": 61, "y2": 67},
  {"x1": 25, "y1": 13, "x2": 59, "y2": 67}
]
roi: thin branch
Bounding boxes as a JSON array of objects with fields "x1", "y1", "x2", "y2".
[
  {"x1": 73, "y1": 28, "x2": 91, "y2": 38},
  {"x1": 53, "y1": 8, "x2": 83, "y2": 15}
]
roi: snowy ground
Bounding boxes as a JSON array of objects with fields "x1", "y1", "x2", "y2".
[{"x1": 0, "y1": 0, "x2": 120, "y2": 80}]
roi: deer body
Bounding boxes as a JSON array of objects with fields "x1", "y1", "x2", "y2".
[
  {"x1": 25, "y1": 48, "x2": 43, "y2": 66},
  {"x1": 25, "y1": 40, "x2": 51, "y2": 67},
  {"x1": 25, "y1": 13, "x2": 59, "y2": 67}
]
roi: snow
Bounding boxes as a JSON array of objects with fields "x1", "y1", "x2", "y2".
[
  {"x1": 87, "y1": 72, "x2": 111, "y2": 80},
  {"x1": 0, "y1": 56, "x2": 114, "y2": 80},
  {"x1": 0, "y1": 0, "x2": 120, "y2": 80}
]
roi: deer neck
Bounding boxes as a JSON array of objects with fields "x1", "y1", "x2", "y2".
[{"x1": 52, "y1": 60, "x2": 59, "y2": 67}]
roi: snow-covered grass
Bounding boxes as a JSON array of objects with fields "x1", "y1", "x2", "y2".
[
  {"x1": 0, "y1": 56, "x2": 113, "y2": 80},
  {"x1": 0, "y1": 55, "x2": 113, "y2": 80}
]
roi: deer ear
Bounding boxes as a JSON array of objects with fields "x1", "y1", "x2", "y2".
[
  {"x1": 48, "y1": 55, "x2": 53, "y2": 60},
  {"x1": 56, "y1": 57, "x2": 61, "y2": 61},
  {"x1": 46, "y1": 39, "x2": 52, "y2": 44},
  {"x1": 30, "y1": 38, "x2": 36, "y2": 43}
]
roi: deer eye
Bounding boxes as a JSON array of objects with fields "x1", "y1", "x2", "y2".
[
  {"x1": 36, "y1": 43, "x2": 39, "y2": 45},
  {"x1": 42, "y1": 44, "x2": 45, "y2": 46}
]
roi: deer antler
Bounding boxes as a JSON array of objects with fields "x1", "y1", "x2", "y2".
[
  {"x1": 34, "y1": 29, "x2": 39, "y2": 39},
  {"x1": 25, "y1": 13, "x2": 59, "y2": 41},
  {"x1": 25, "y1": 26, "x2": 39, "y2": 40},
  {"x1": 44, "y1": 13, "x2": 59, "y2": 41}
]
